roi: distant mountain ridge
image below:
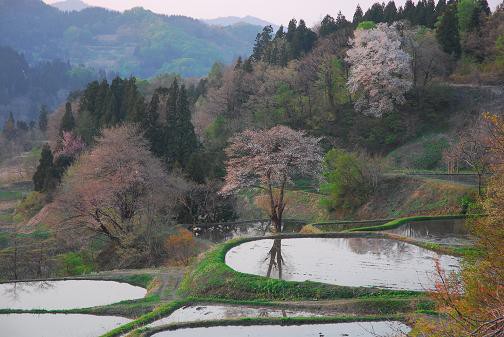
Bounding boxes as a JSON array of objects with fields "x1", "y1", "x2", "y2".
[
  {"x1": 50, "y1": 0, "x2": 89, "y2": 12},
  {"x1": 0, "y1": 0, "x2": 260, "y2": 77},
  {"x1": 203, "y1": 16, "x2": 278, "y2": 29}
]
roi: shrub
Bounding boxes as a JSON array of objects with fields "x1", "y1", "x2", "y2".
[
  {"x1": 165, "y1": 228, "x2": 198, "y2": 266},
  {"x1": 321, "y1": 149, "x2": 382, "y2": 211},
  {"x1": 58, "y1": 251, "x2": 94, "y2": 276},
  {"x1": 15, "y1": 191, "x2": 44, "y2": 221}
]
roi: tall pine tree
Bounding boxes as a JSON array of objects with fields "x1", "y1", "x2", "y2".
[
  {"x1": 436, "y1": 3, "x2": 462, "y2": 57},
  {"x1": 33, "y1": 144, "x2": 57, "y2": 192},
  {"x1": 38, "y1": 105, "x2": 48, "y2": 133},
  {"x1": 163, "y1": 80, "x2": 199, "y2": 168},
  {"x1": 353, "y1": 5, "x2": 364, "y2": 25},
  {"x1": 3, "y1": 112, "x2": 16, "y2": 140},
  {"x1": 60, "y1": 102, "x2": 75, "y2": 134}
]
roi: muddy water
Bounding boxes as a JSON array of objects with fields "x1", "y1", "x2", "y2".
[
  {"x1": 149, "y1": 305, "x2": 322, "y2": 327},
  {"x1": 384, "y1": 218, "x2": 473, "y2": 245},
  {"x1": 152, "y1": 321, "x2": 411, "y2": 337},
  {"x1": 0, "y1": 313, "x2": 130, "y2": 337},
  {"x1": 0, "y1": 280, "x2": 146, "y2": 309},
  {"x1": 226, "y1": 238, "x2": 460, "y2": 291}
]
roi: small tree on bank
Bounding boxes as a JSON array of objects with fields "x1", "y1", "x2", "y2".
[{"x1": 221, "y1": 126, "x2": 322, "y2": 232}]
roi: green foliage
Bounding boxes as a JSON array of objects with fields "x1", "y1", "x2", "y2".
[
  {"x1": 320, "y1": 149, "x2": 373, "y2": 210},
  {"x1": 348, "y1": 215, "x2": 467, "y2": 232},
  {"x1": 58, "y1": 251, "x2": 95, "y2": 276},
  {"x1": 119, "y1": 274, "x2": 154, "y2": 288},
  {"x1": 162, "y1": 80, "x2": 200, "y2": 168},
  {"x1": 38, "y1": 105, "x2": 48, "y2": 133},
  {"x1": 15, "y1": 191, "x2": 44, "y2": 221},
  {"x1": 436, "y1": 4, "x2": 461, "y2": 57},
  {"x1": 413, "y1": 137, "x2": 450, "y2": 170},
  {"x1": 357, "y1": 21, "x2": 376, "y2": 30},
  {"x1": 100, "y1": 300, "x2": 188, "y2": 337},
  {"x1": 60, "y1": 102, "x2": 75, "y2": 134},
  {"x1": 2, "y1": 112, "x2": 16, "y2": 140},
  {"x1": 457, "y1": 0, "x2": 478, "y2": 32},
  {"x1": 32, "y1": 144, "x2": 58, "y2": 192}
]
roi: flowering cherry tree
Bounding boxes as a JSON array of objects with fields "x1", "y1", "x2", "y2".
[
  {"x1": 346, "y1": 23, "x2": 413, "y2": 117},
  {"x1": 221, "y1": 125, "x2": 322, "y2": 232},
  {"x1": 54, "y1": 132, "x2": 86, "y2": 161}
]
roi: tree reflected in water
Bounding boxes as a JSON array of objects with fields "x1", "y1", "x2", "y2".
[{"x1": 265, "y1": 239, "x2": 284, "y2": 279}]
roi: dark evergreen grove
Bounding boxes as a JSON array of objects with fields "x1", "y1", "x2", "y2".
[{"x1": 33, "y1": 144, "x2": 58, "y2": 192}]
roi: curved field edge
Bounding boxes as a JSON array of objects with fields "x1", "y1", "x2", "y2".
[
  {"x1": 134, "y1": 314, "x2": 410, "y2": 337},
  {"x1": 346, "y1": 214, "x2": 467, "y2": 232},
  {"x1": 178, "y1": 233, "x2": 423, "y2": 301}
]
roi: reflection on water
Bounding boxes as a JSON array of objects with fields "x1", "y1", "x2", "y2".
[
  {"x1": 193, "y1": 221, "x2": 303, "y2": 243},
  {"x1": 226, "y1": 238, "x2": 460, "y2": 291},
  {"x1": 0, "y1": 280, "x2": 146, "y2": 310},
  {"x1": 149, "y1": 305, "x2": 322, "y2": 327},
  {"x1": 0, "y1": 313, "x2": 131, "y2": 337},
  {"x1": 384, "y1": 219, "x2": 474, "y2": 245},
  {"x1": 152, "y1": 321, "x2": 411, "y2": 337}
]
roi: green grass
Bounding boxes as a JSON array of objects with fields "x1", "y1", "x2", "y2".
[
  {"x1": 116, "y1": 274, "x2": 155, "y2": 288},
  {"x1": 347, "y1": 215, "x2": 467, "y2": 232},
  {"x1": 0, "y1": 189, "x2": 22, "y2": 201},
  {"x1": 179, "y1": 237, "x2": 418, "y2": 301},
  {"x1": 100, "y1": 300, "x2": 189, "y2": 337}
]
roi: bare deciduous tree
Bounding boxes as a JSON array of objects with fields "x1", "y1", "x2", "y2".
[
  {"x1": 221, "y1": 126, "x2": 322, "y2": 232},
  {"x1": 450, "y1": 116, "x2": 494, "y2": 195},
  {"x1": 56, "y1": 125, "x2": 183, "y2": 260}
]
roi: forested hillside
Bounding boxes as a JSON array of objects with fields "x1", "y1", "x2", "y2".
[
  {"x1": 0, "y1": 46, "x2": 100, "y2": 123},
  {"x1": 0, "y1": 0, "x2": 260, "y2": 78}
]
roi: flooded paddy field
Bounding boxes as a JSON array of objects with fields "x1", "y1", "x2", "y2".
[
  {"x1": 384, "y1": 218, "x2": 473, "y2": 245},
  {"x1": 149, "y1": 304, "x2": 323, "y2": 327},
  {"x1": 0, "y1": 280, "x2": 146, "y2": 309},
  {"x1": 151, "y1": 321, "x2": 411, "y2": 337},
  {"x1": 226, "y1": 237, "x2": 460, "y2": 291},
  {"x1": 0, "y1": 313, "x2": 131, "y2": 337}
]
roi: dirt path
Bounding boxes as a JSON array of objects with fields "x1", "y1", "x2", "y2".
[{"x1": 89, "y1": 267, "x2": 186, "y2": 300}]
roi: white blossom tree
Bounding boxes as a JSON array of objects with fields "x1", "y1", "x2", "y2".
[
  {"x1": 346, "y1": 23, "x2": 413, "y2": 117},
  {"x1": 221, "y1": 125, "x2": 322, "y2": 232}
]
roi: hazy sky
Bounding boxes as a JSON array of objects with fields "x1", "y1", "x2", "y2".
[{"x1": 44, "y1": 0, "x2": 503, "y2": 26}]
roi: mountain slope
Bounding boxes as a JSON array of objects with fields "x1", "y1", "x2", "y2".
[
  {"x1": 0, "y1": 0, "x2": 259, "y2": 77},
  {"x1": 50, "y1": 0, "x2": 88, "y2": 11},
  {"x1": 203, "y1": 15, "x2": 277, "y2": 29}
]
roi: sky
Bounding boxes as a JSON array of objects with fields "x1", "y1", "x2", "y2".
[{"x1": 44, "y1": 0, "x2": 503, "y2": 27}]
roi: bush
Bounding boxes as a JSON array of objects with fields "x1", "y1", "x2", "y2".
[
  {"x1": 15, "y1": 191, "x2": 45, "y2": 221},
  {"x1": 58, "y1": 251, "x2": 94, "y2": 276},
  {"x1": 320, "y1": 149, "x2": 382, "y2": 211},
  {"x1": 165, "y1": 228, "x2": 198, "y2": 266},
  {"x1": 413, "y1": 137, "x2": 450, "y2": 170}
]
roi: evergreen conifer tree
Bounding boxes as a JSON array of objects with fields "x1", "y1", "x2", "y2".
[
  {"x1": 38, "y1": 105, "x2": 48, "y2": 133},
  {"x1": 384, "y1": 1, "x2": 398, "y2": 23},
  {"x1": 33, "y1": 144, "x2": 57, "y2": 192},
  {"x1": 436, "y1": 3, "x2": 462, "y2": 57},
  {"x1": 3, "y1": 112, "x2": 16, "y2": 140},
  {"x1": 353, "y1": 5, "x2": 364, "y2": 25},
  {"x1": 60, "y1": 102, "x2": 75, "y2": 134}
]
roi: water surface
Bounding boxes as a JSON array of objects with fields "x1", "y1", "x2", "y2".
[
  {"x1": 0, "y1": 313, "x2": 130, "y2": 337},
  {"x1": 193, "y1": 221, "x2": 303, "y2": 243},
  {"x1": 152, "y1": 321, "x2": 411, "y2": 337},
  {"x1": 226, "y1": 238, "x2": 460, "y2": 291},
  {"x1": 149, "y1": 305, "x2": 322, "y2": 327},
  {"x1": 384, "y1": 218, "x2": 473, "y2": 245},
  {"x1": 0, "y1": 280, "x2": 146, "y2": 309}
]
